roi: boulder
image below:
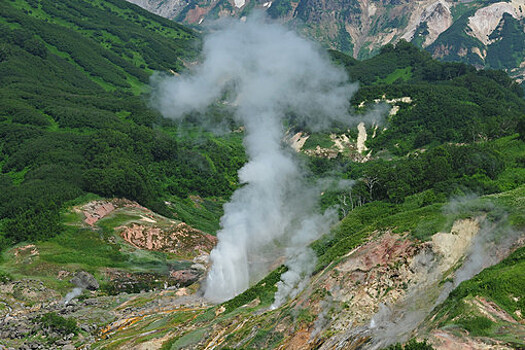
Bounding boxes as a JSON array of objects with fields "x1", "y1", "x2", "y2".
[
  {"x1": 70, "y1": 272, "x2": 99, "y2": 291},
  {"x1": 169, "y1": 269, "x2": 199, "y2": 285}
]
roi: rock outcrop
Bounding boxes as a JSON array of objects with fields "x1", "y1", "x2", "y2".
[
  {"x1": 70, "y1": 271, "x2": 99, "y2": 291},
  {"x1": 118, "y1": 222, "x2": 217, "y2": 258}
]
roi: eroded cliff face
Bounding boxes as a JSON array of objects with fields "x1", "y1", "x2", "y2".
[
  {"x1": 467, "y1": 1, "x2": 523, "y2": 46},
  {"x1": 125, "y1": 0, "x2": 525, "y2": 80},
  {"x1": 401, "y1": 1, "x2": 453, "y2": 47},
  {"x1": 127, "y1": 0, "x2": 187, "y2": 20}
]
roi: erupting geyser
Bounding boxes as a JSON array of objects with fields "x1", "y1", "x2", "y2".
[{"x1": 153, "y1": 14, "x2": 379, "y2": 303}]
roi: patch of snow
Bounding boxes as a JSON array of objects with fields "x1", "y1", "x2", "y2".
[
  {"x1": 288, "y1": 132, "x2": 309, "y2": 152},
  {"x1": 368, "y1": 3, "x2": 377, "y2": 17},
  {"x1": 234, "y1": 0, "x2": 245, "y2": 8},
  {"x1": 357, "y1": 122, "x2": 368, "y2": 154},
  {"x1": 263, "y1": 2, "x2": 272, "y2": 8}
]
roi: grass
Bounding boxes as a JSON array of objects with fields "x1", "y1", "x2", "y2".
[
  {"x1": 377, "y1": 67, "x2": 412, "y2": 84},
  {"x1": 0, "y1": 222, "x2": 180, "y2": 291},
  {"x1": 430, "y1": 245, "x2": 525, "y2": 344},
  {"x1": 455, "y1": 316, "x2": 495, "y2": 337},
  {"x1": 167, "y1": 196, "x2": 225, "y2": 234},
  {"x1": 303, "y1": 133, "x2": 334, "y2": 150},
  {"x1": 490, "y1": 185, "x2": 525, "y2": 228},
  {"x1": 38, "y1": 227, "x2": 128, "y2": 268},
  {"x1": 96, "y1": 212, "x2": 144, "y2": 232},
  {"x1": 169, "y1": 327, "x2": 208, "y2": 350},
  {"x1": 222, "y1": 265, "x2": 287, "y2": 313},
  {"x1": 6, "y1": 166, "x2": 29, "y2": 185}
]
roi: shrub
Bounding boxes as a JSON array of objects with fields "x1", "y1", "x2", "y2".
[{"x1": 37, "y1": 312, "x2": 79, "y2": 335}]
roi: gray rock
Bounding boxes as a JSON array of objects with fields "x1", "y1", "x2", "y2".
[
  {"x1": 62, "y1": 345, "x2": 75, "y2": 350},
  {"x1": 80, "y1": 323, "x2": 95, "y2": 333},
  {"x1": 70, "y1": 272, "x2": 99, "y2": 291}
]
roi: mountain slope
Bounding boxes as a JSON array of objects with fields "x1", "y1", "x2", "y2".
[
  {"x1": 126, "y1": 0, "x2": 525, "y2": 82},
  {"x1": 0, "y1": 2, "x2": 524, "y2": 350},
  {"x1": 0, "y1": 0, "x2": 245, "y2": 250}
]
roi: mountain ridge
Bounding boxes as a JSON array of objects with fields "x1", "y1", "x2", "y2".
[{"x1": 125, "y1": 0, "x2": 525, "y2": 83}]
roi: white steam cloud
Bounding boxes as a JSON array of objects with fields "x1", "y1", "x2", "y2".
[
  {"x1": 152, "y1": 14, "x2": 381, "y2": 303},
  {"x1": 365, "y1": 197, "x2": 520, "y2": 349},
  {"x1": 63, "y1": 287, "x2": 83, "y2": 305}
]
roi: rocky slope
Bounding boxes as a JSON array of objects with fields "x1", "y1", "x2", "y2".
[
  {"x1": 3, "y1": 191, "x2": 523, "y2": 349},
  {"x1": 0, "y1": 197, "x2": 218, "y2": 349},
  {"x1": 125, "y1": 0, "x2": 525, "y2": 81}
]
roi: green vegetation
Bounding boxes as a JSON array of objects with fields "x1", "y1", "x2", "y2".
[
  {"x1": 0, "y1": 0, "x2": 246, "y2": 251},
  {"x1": 385, "y1": 339, "x2": 434, "y2": 350},
  {"x1": 0, "y1": 269, "x2": 12, "y2": 283},
  {"x1": 267, "y1": 0, "x2": 293, "y2": 19},
  {"x1": 36, "y1": 312, "x2": 79, "y2": 335},
  {"x1": 337, "y1": 24, "x2": 353, "y2": 54},
  {"x1": 454, "y1": 316, "x2": 495, "y2": 337},
  {"x1": 377, "y1": 67, "x2": 412, "y2": 84},
  {"x1": 167, "y1": 196, "x2": 226, "y2": 233},
  {"x1": 222, "y1": 265, "x2": 287, "y2": 313},
  {"x1": 169, "y1": 327, "x2": 208, "y2": 350},
  {"x1": 436, "y1": 246, "x2": 525, "y2": 321},
  {"x1": 428, "y1": 246, "x2": 525, "y2": 344},
  {"x1": 0, "y1": 4, "x2": 524, "y2": 349},
  {"x1": 302, "y1": 133, "x2": 334, "y2": 150},
  {"x1": 486, "y1": 13, "x2": 525, "y2": 70},
  {"x1": 332, "y1": 41, "x2": 524, "y2": 153}
]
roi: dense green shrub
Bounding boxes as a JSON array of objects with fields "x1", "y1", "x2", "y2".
[
  {"x1": 386, "y1": 338, "x2": 434, "y2": 350},
  {"x1": 37, "y1": 312, "x2": 79, "y2": 335}
]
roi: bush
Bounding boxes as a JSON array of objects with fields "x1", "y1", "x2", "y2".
[
  {"x1": 386, "y1": 338, "x2": 434, "y2": 350},
  {"x1": 37, "y1": 312, "x2": 79, "y2": 335},
  {"x1": 0, "y1": 270, "x2": 12, "y2": 283},
  {"x1": 456, "y1": 316, "x2": 494, "y2": 336}
]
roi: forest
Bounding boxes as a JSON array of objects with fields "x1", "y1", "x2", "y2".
[{"x1": 0, "y1": 0, "x2": 524, "y2": 257}]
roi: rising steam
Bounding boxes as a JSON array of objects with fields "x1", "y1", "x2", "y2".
[
  {"x1": 152, "y1": 14, "x2": 380, "y2": 303},
  {"x1": 365, "y1": 196, "x2": 520, "y2": 349}
]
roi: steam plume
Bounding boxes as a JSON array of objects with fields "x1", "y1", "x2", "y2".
[
  {"x1": 366, "y1": 197, "x2": 519, "y2": 349},
  {"x1": 63, "y1": 287, "x2": 83, "y2": 305},
  {"x1": 152, "y1": 14, "x2": 377, "y2": 303}
]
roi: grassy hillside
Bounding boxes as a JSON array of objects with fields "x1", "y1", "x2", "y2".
[
  {"x1": 429, "y1": 245, "x2": 525, "y2": 345},
  {"x1": 0, "y1": 0, "x2": 245, "y2": 252}
]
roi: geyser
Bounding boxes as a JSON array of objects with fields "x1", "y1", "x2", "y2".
[{"x1": 153, "y1": 14, "x2": 375, "y2": 303}]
